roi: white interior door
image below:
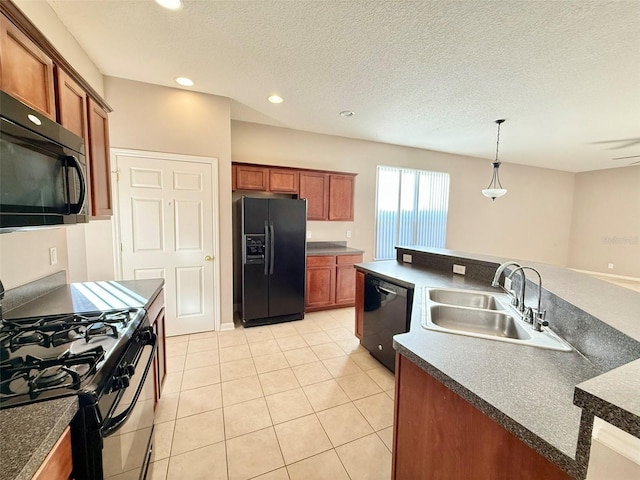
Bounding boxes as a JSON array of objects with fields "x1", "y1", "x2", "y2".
[{"x1": 115, "y1": 150, "x2": 218, "y2": 336}]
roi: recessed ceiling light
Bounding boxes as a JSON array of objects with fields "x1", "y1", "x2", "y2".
[
  {"x1": 155, "y1": 0, "x2": 183, "y2": 10},
  {"x1": 268, "y1": 95, "x2": 284, "y2": 104},
  {"x1": 175, "y1": 77, "x2": 194, "y2": 87},
  {"x1": 340, "y1": 110, "x2": 355, "y2": 117}
]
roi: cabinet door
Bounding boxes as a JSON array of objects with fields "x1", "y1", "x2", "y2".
[
  {"x1": 0, "y1": 14, "x2": 55, "y2": 120},
  {"x1": 299, "y1": 172, "x2": 329, "y2": 220},
  {"x1": 355, "y1": 270, "x2": 364, "y2": 339},
  {"x1": 335, "y1": 264, "x2": 357, "y2": 305},
  {"x1": 328, "y1": 174, "x2": 355, "y2": 221},
  {"x1": 306, "y1": 256, "x2": 336, "y2": 309},
  {"x1": 55, "y1": 67, "x2": 88, "y2": 139},
  {"x1": 393, "y1": 355, "x2": 572, "y2": 480},
  {"x1": 236, "y1": 165, "x2": 269, "y2": 191},
  {"x1": 335, "y1": 254, "x2": 362, "y2": 306},
  {"x1": 87, "y1": 98, "x2": 113, "y2": 216},
  {"x1": 269, "y1": 168, "x2": 299, "y2": 193}
]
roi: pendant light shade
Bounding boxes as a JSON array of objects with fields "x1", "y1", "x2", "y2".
[{"x1": 482, "y1": 119, "x2": 508, "y2": 200}]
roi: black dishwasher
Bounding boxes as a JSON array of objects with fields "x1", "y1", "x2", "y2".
[{"x1": 362, "y1": 274, "x2": 413, "y2": 372}]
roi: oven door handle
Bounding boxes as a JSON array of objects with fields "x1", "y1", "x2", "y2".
[{"x1": 101, "y1": 328, "x2": 157, "y2": 437}]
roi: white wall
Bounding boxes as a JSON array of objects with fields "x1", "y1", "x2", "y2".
[
  {"x1": 231, "y1": 121, "x2": 575, "y2": 266},
  {"x1": 0, "y1": 228, "x2": 69, "y2": 290},
  {"x1": 568, "y1": 166, "x2": 640, "y2": 277}
]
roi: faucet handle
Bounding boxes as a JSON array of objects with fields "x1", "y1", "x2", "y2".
[
  {"x1": 522, "y1": 306, "x2": 534, "y2": 324},
  {"x1": 532, "y1": 309, "x2": 548, "y2": 331}
]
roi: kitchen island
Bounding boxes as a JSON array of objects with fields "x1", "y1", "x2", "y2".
[
  {"x1": 0, "y1": 273, "x2": 165, "y2": 480},
  {"x1": 355, "y1": 247, "x2": 640, "y2": 479}
]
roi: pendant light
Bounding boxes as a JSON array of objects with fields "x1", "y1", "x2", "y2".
[{"x1": 482, "y1": 119, "x2": 508, "y2": 200}]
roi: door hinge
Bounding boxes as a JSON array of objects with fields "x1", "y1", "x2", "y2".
[{"x1": 114, "y1": 169, "x2": 120, "y2": 182}]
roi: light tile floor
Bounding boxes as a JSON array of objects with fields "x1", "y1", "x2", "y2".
[{"x1": 148, "y1": 308, "x2": 394, "y2": 480}]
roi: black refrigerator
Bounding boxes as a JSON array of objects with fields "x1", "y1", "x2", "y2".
[{"x1": 240, "y1": 197, "x2": 307, "y2": 326}]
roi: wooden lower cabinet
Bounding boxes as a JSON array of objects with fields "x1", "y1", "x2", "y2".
[
  {"x1": 306, "y1": 255, "x2": 335, "y2": 309},
  {"x1": 147, "y1": 290, "x2": 166, "y2": 403},
  {"x1": 31, "y1": 427, "x2": 72, "y2": 480},
  {"x1": 306, "y1": 253, "x2": 363, "y2": 312},
  {"x1": 393, "y1": 354, "x2": 572, "y2": 480}
]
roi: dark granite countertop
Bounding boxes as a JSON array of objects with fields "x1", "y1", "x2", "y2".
[
  {"x1": 355, "y1": 253, "x2": 639, "y2": 479},
  {"x1": 1, "y1": 277, "x2": 164, "y2": 480},
  {"x1": 307, "y1": 241, "x2": 364, "y2": 256},
  {"x1": 0, "y1": 397, "x2": 78, "y2": 480},
  {"x1": 574, "y1": 358, "x2": 640, "y2": 438}
]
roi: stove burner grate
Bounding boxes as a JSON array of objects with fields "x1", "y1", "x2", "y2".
[
  {"x1": 0, "y1": 308, "x2": 135, "y2": 351},
  {"x1": 0, "y1": 346, "x2": 105, "y2": 399}
]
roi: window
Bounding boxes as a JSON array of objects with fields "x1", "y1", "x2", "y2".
[{"x1": 375, "y1": 166, "x2": 450, "y2": 260}]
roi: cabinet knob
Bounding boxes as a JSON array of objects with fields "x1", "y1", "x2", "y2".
[{"x1": 204, "y1": 255, "x2": 213, "y2": 261}]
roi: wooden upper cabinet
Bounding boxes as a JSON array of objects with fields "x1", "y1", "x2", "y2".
[
  {"x1": 269, "y1": 168, "x2": 299, "y2": 193},
  {"x1": 236, "y1": 165, "x2": 269, "y2": 190},
  {"x1": 0, "y1": 14, "x2": 55, "y2": 120},
  {"x1": 55, "y1": 67, "x2": 88, "y2": 139},
  {"x1": 299, "y1": 172, "x2": 329, "y2": 220},
  {"x1": 328, "y1": 174, "x2": 355, "y2": 221},
  {"x1": 87, "y1": 98, "x2": 112, "y2": 217}
]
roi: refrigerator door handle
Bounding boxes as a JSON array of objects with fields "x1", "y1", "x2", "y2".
[
  {"x1": 269, "y1": 222, "x2": 275, "y2": 275},
  {"x1": 264, "y1": 221, "x2": 270, "y2": 275}
]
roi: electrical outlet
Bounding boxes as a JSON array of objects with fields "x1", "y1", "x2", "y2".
[
  {"x1": 504, "y1": 277, "x2": 512, "y2": 291},
  {"x1": 346, "y1": 230, "x2": 352, "y2": 238},
  {"x1": 306, "y1": 230, "x2": 312, "y2": 239},
  {"x1": 402, "y1": 254, "x2": 412, "y2": 263},
  {"x1": 49, "y1": 247, "x2": 57, "y2": 266},
  {"x1": 453, "y1": 264, "x2": 466, "y2": 275},
  {"x1": 608, "y1": 263, "x2": 614, "y2": 269}
]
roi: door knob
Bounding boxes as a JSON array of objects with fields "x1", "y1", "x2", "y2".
[{"x1": 204, "y1": 256, "x2": 212, "y2": 261}]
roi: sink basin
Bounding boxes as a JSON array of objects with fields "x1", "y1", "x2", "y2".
[
  {"x1": 429, "y1": 305, "x2": 531, "y2": 340},
  {"x1": 428, "y1": 288, "x2": 500, "y2": 310},
  {"x1": 422, "y1": 287, "x2": 572, "y2": 352}
]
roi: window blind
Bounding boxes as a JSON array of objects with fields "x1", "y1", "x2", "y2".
[{"x1": 375, "y1": 166, "x2": 450, "y2": 260}]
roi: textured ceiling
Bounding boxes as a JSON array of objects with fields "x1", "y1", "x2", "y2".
[{"x1": 45, "y1": 0, "x2": 640, "y2": 172}]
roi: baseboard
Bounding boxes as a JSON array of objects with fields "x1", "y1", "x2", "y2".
[
  {"x1": 593, "y1": 418, "x2": 640, "y2": 463},
  {"x1": 571, "y1": 269, "x2": 640, "y2": 282}
]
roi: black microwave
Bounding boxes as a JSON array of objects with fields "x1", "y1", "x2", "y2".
[{"x1": 0, "y1": 91, "x2": 88, "y2": 232}]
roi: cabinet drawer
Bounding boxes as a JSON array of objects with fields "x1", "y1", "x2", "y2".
[
  {"x1": 336, "y1": 254, "x2": 363, "y2": 265},
  {"x1": 307, "y1": 255, "x2": 336, "y2": 267}
]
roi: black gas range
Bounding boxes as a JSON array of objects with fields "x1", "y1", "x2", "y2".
[{"x1": 0, "y1": 306, "x2": 157, "y2": 480}]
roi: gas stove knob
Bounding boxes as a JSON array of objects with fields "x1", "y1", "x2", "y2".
[
  {"x1": 123, "y1": 364, "x2": 135, "y2": 377},
  {"x1": 138, "y1": 328, "x2": 154, "y2": 344},
  {"x1": 113, "y1": 375, "x2": 130, "y2": 390}
]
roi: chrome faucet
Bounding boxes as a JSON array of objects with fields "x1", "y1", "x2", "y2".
[
  {"x1": 492, "y1": 263, "x2": 549, "y2": 332},
  {"x1": 506, "y1": 266, "x2": 548, "y2": 332},
  {"x1": 491, "y1": 261, "x2": 524, "y2": 311}
]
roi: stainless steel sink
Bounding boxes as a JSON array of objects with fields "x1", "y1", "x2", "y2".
[
  {"x1": 422, "y1": 288, "x2": 572, "y2": 352},
  {"x1": 429, "y1": 305, "x2": 531, "y2": 340},
  {"x1": 428, "y1": 288, "x2": 500, "y2": 310}
]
